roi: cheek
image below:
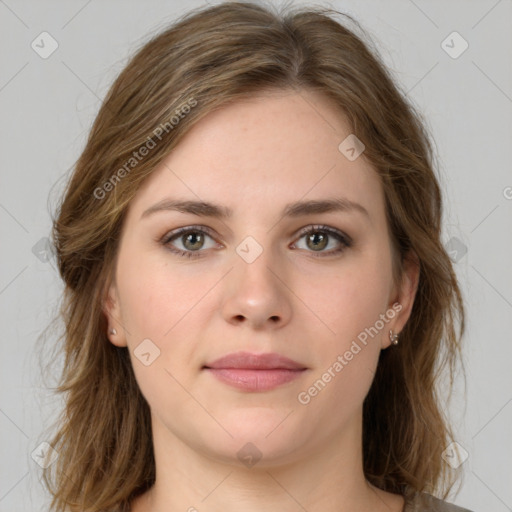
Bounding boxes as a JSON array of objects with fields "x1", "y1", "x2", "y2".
[
  {"x1": 294, "y1": 261, "x2": 391, "y2": 421},
  {"x1": 305, "y1": 256, "x2": 392, "y2": 341},
  {"x1": 116, "y1": 247, "x2": 216, "y2": 340},
  {"x1": 115, "y1": 255, "x2": 211, "y2": 413}
]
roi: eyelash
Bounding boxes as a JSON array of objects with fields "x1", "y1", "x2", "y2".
[{"x1": 160, "y1": 224, "x2": 352, "y2": 260}]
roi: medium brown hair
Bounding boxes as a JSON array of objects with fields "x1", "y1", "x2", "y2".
[{"x1": 42, "y1": 2, "x2": 466, "y2": 510}]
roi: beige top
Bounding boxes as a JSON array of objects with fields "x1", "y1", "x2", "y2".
[{"x1": 403, "y1": 492, "x2": 474, "y2": 511}]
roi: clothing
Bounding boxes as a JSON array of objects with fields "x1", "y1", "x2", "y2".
[{"x1": 403, "y1": 491, "x2": 474, "y2": 511}]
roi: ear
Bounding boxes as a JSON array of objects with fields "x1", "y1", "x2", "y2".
[
  {"x1": 102, "y1": 281, "x2": 127, "y2": 347},
  {"x1": 382, "y1": 250, "x2": 420, "y2": 349}
]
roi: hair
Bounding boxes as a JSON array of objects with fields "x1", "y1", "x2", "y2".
[{"x1": 42, "y1": 1, "x2": 466, "y2": 511}]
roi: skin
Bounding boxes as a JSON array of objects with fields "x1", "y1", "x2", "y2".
[{"x1": 104, "y1": 88, "x2": 419, "y2": 512}]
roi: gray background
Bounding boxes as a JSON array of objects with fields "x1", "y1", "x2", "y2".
[{"x1": 1, "y1": 1, "x2": 511, "y2": 511}]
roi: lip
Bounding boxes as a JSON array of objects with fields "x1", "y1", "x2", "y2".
[
  {"x1": 204, "y1": 351, "x2": 306, "y2": 370},
  {"x1": 203, "y1": 351, "x2": 308, "y2": 392}
]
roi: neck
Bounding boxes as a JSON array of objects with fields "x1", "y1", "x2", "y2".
[{"x1": 132, "y1": 408, "x2": 403, "y2": 512}]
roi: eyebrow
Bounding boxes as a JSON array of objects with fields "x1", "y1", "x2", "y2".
[{"x1": 140, "y1": 197, "x2": 370, "y2": 220}]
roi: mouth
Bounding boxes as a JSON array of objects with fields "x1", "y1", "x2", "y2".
[{"x1": 202, "y1": 351, "x2": 308, "y2": 392}]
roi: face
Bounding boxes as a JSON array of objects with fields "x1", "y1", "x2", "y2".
[{"x1": 105, "y1": 89, "x2": 418, "y2": 467}]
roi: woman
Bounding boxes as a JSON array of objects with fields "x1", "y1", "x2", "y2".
[{"x1": 43, "y1": 2, "x2": 472, "y2": 511}]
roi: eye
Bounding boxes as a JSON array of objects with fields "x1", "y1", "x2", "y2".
[
  {"x1": 160, "y1": 224, "x2": 352, "y2": 259},
  {"x1": 161, "y1": 226, "x2": 220, "y2": 259},
  {"x1": 291, "y1": 225, "x2": 352, "y2": 257}
]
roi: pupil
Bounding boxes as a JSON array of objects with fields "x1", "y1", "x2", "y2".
[
  {"x1": 308, "y1": 232, "x2": 327, "y2": 251},
  {"x1": 184, "y1": 232, "x2": 203, "y2": 250}
]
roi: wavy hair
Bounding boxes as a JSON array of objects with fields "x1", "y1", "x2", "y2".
[{"x1": 42, "y1": 2, "x2": 466, "y2": 510}]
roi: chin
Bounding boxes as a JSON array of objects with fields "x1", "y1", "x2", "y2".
[
  {"x1": 194, "y1": 414, "x2": 306, "y2": 468},
  {"x1": 203, "y1": 435, "x2": 305, "y2": 470}
]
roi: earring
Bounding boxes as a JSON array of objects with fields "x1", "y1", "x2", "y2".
[
  {"x1": 109, "y1": 328, "x2": 117, "y2": 335},
  {"x1": 389, "y1": 330, "x2": 399, "y2": 345}
]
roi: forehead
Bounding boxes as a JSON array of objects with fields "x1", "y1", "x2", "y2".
[{"x1": 127, "y1": 90, "x2": 384, "y2": 222}]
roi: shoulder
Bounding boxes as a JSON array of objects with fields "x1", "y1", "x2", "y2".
[{"x1": 403, "y1": 491, "x2": 475, "y2": 512}]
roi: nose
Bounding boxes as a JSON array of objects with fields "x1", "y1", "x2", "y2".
[{"x1": 220, "y1": 245, "x2": 293, "y2": 330}]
